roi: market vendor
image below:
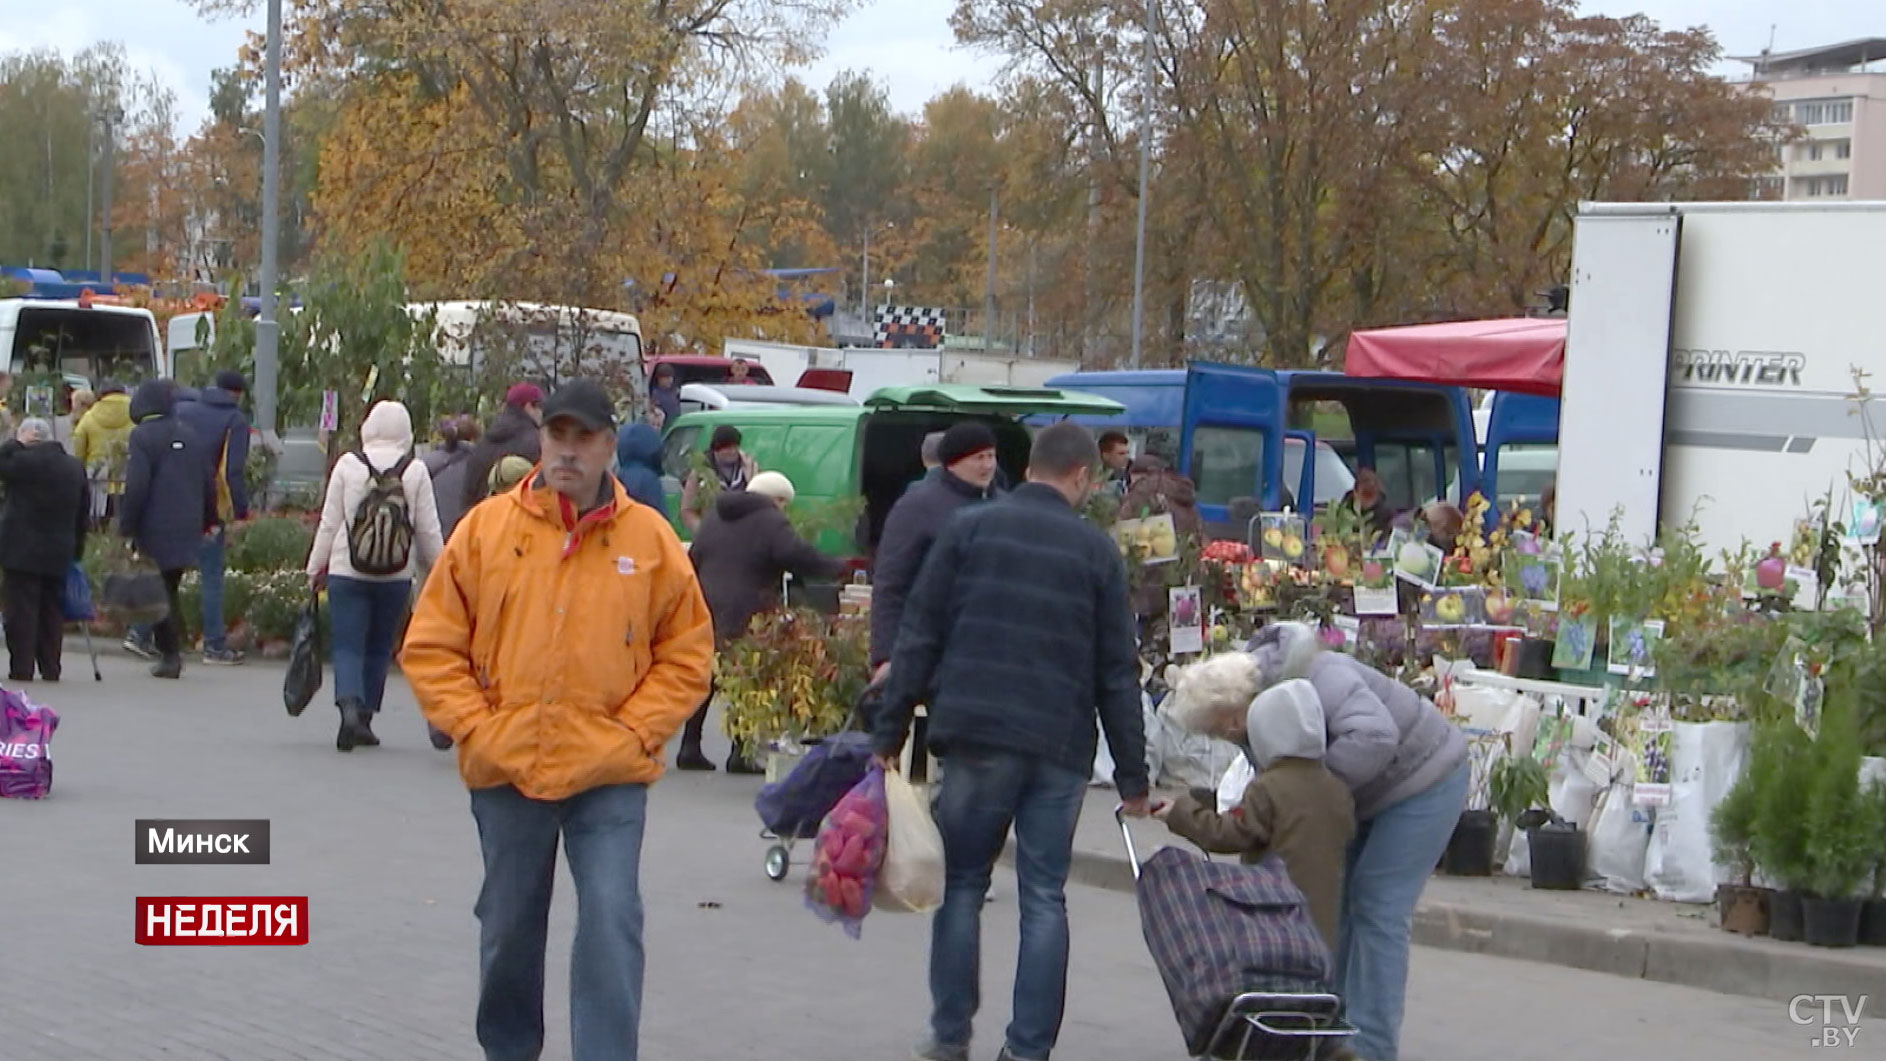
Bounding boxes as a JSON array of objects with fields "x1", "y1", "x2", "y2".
[{"x1": 1163, "y1": 621, "x2": 1468, "y2": 1061}]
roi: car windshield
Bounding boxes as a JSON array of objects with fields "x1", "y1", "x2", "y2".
[{"x1": 1282, "y1": 440, "x2": 1357, "y2": 507}]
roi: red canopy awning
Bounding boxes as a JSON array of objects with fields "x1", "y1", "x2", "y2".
[{"x1": 1344, "y1": 317, "x2": 1566, "y2": 397}]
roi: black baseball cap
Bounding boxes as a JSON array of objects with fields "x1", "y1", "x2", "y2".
[{"x1": 540, "y1": 380, "x2": 616, "y2": 431}]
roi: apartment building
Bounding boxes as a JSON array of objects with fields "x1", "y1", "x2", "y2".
[{"x1": 1737, "y1": 38, "x2": 1886, "y2": 201}]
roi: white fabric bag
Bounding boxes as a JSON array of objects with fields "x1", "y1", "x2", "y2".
[
  {"x1": 1643, "y1": 721, "x2": 1750, "y2": 903},
  {"x1": 1092, "y1": 692, "x2": 1165, "y2": 788},
  {"x1": 1586, "y1": 780, "x2": 1653, "y2": 894},
  {"x1": 876, "y1": 770, "x2": 945, "y2": 914}
]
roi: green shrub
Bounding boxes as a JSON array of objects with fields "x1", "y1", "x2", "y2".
[
  {"x1": 1749, "y1": 721, "x2": 1815, "y2": 892},
  {"x1": 1803, "y1": 686, "x2": 1873, "y2": 900},
  {"x1": 228, "y1": 518, "x2": 314, "y2": 574}
]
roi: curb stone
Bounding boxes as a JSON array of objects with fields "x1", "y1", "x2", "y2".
[{"x1": 1008, "y1": 846, "x2": 1886, "y2": 1007}]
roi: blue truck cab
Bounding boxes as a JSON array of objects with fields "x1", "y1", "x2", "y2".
[
  {"x1": 1178, "y1": 364, "x2": 1480, "y2": 535},
  {"x1": 1476, "y1": 392, "x2": 1560, "y2": 514},
  {"x1": 1037, "y1": 366, "x2": 1480, "y2": 538}
]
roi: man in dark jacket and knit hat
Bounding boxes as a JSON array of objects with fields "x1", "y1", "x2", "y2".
[
  {"x1": 681, "y1": 471, "x2": 844, "y2": 772},
  {"x1": 462, "y1": 383, "x2": 544, "y2": 511},
  {"x1": 0, "y1": 418, "x2": 89, "y2": 681},
  {"x1": 869, "y1": 421, "x2": 1000, "y2": 676},
  {"x1": 119, "y1": 380, "x2": 219, "y2": 679}
]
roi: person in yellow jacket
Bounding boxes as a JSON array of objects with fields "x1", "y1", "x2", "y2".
[
  {"x1": 72, "y1": 380, "x2": 135, "y2": 498},
  {"x1": 402, "y1": 378, "x2": 712, "y2": 1061}
]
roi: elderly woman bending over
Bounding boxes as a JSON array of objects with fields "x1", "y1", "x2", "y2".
[{"x1": 1164, "y1": 622, "x2": 1468, "y2": 1061}]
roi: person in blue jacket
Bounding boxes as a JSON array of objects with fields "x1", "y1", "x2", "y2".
[{"x1": 615, "y1": 422, "x2": 667, "y2": 515}]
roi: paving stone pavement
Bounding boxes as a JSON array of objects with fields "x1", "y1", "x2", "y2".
[{"x1": 0, "y1": 646, "x2": 1859, "y2": 1059}]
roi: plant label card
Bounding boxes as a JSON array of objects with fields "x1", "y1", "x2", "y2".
[
  {"x1": 1258, "y1": 513, "x2": 1310, "y2": 565},
  {"x1": 1393, "y1": 537, "x2": 1445, "y2": 589},
  {"x1": 1797, "y1": 673, "x2": 1824, "y2": 740},
  {"x1": 1325, "y1": 614, "x2": 1361, "y2": 649},
  {"x1": 1849, "y1": 499, "x2": 1884, "y2": 543},
  {"x1": 1353, "y1": 585, "x2": 1399, "y2": 616},
  {"x1": 24, "y1": 385, "x2": 54, "y2": 419},
  {"x1": 1583, "y1": 731, "x2": 1618, "y2": 788},
  {"x1": 1606, "y1": 617, "x2": 1664, "y2": 676},
  {"x1": 1504, "y1": 550, "x2": 1563, "y2": 608},
  {"x1": 1764, "y1": 637, "x2": 1808, "y2": 711},
  {"x1": 1551, "y1": 614, "x2": 1597, "y2": 671},
  {"x1": 1168, "y1": 586, "x2": 1205, "y2": 655},
  {"x1": 320, "y1": 390, "x2": 341, "y2": 432},
  {"x1": 1419, "y1": 586, "x2": 1486, "y2": 628},
  {"x1": 1630, "y1": 717, "x2": 1674, "y2": 807},
  {"x1": 1788, "y1": 519, "x2": 1821, "y2": 568},
  {"x1": 1785, "y1": 566, "x2": 1819, "y2": 610}
]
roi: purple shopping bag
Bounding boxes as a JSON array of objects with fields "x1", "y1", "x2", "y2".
[{"x1": 0, "y1": 688, "x2": 58, "y2": 799}]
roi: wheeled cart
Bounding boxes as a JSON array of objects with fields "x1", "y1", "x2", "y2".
[{"x1": 1116, "y1": 806, "x2": 1356, "y2": 1061}]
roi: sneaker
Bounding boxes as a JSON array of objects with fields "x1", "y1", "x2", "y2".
[
  {"x1": 122, "y1": 634, "x2": 157, "y2": 660},
  {"x1": 911, "y1": 1041, "x2": 969, "y2": 1061},
  {"x1": 203, "y1": 647, "x2": 246, "y2": 666},
  {"x1": 995, "y1": 1049, "x2": 1045, "y2": 1061}
]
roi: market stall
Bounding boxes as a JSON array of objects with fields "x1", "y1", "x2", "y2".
[{"x1": 1344, "y1": 317, "x2": 1567, "y2": 396}]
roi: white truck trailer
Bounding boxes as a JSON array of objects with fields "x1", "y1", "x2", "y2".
[
  {"x1": 1558, "y1": 201, "x2": 1886, "y2": 563},
  {"x1": 723, "y1": 337, "x2": 1078, "y2": 396}
]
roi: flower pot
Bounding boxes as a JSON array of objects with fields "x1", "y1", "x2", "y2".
[
  {"x1": 1515, "y1": 638, "x2": 1556, "y2": 680},
  {"x1": 1801, "y1": 897, "x2": 1865, "y2": 948},
  {"x1": 1716, "y1": 884, "x2": 1771, "y2": 936},
  {"x1": 1860, "y1": 899, "x2": 1886, "y2": 947},
  {"x1": 1525, "y1": 823, "x2": 1585, "y2": 890},
  {"x1": 1441, "y1": 810, "x2": 1498, "y2": 876},
  {"x1": 1768, "y1": 890, "x2": 1806, "y2": 943}
]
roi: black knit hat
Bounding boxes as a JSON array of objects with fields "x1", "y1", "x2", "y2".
[
  {"x1": 710, "y1": 424, "x2": 743, "y2": 451},
  {"x1": 214, "y1": 370, "x2": 247, "y2": 393},
  {"x1": 939, "y1": 421, "x2": 999, "y2": 467}
]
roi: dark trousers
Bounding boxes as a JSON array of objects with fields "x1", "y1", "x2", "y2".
[
  {"x1": 681, "y1": 680, "x2": 717, "y2": 750},
  {"x1": 3, "y1": 570, "x2": 66, "y2": 680},
  {"x1": 151, "y1": 569, "x2": 186, "y2": 662}
]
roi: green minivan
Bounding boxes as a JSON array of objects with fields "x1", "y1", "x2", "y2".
[{"x1": 660, "y1": 384, "x2": 1125, "y2": 562}]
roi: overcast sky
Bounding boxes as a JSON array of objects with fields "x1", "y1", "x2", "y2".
[{"x1": 0, "y1": 0, "x2": 1875, "y2": 132}]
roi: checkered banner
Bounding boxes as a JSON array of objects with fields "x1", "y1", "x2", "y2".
[{"x1": 873, "y1": 306, "x2": 946, "y2": 349}]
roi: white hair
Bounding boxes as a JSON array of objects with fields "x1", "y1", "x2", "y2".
[
  {"x1": 17, "y1": 418, "x2": 53, "y2": 442},
  {"x1": 1162, "y1": 652, "x2": 1263, "y2": 738}
]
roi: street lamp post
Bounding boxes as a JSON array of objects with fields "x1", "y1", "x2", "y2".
[
  {"x1": 255, "y1": 0, "x2": 283, "y2": 436},
  {"x1": 1130, "y1": 0, "x2": 1156, "y2": 370},
  {"x1": 99, "y1": 107, "x2": 122, "y2": 285}
]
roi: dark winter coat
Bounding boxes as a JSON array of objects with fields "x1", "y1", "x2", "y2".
[
  {"x1": 462, "y1": 405, "x2": 542, "y2": 511},
  {"x1": 118, "y1": 381, "x2": 217, "y2": 572},
  {"x1": 175, "y1": 386, "x2": 252, "y2": 520},
  {"x1": 871, "y1": 483, "x2": 1147, "y2": 797},
  {"x1": 648, "y1": 383, "x2": 682, "y2": 425},
  {"x1": 424, "y1": 444, "x2": 474, "y2": 540},
  {"x1": 0, "y1": 439, "x2": 89, "y2": 577},
  {"x1": 615, "y1": 423, "x2": 668, "y2": 515},
  {"x1": 688, "y1": 490, "x2": 844, "y2": 647},
  {"x1": 868, "y1": 469, "x2": 993, "y2": 665}
]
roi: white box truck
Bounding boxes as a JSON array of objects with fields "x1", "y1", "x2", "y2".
[{"x1": 1557, "y1": 201, "x2": 1886, "y2": 562}]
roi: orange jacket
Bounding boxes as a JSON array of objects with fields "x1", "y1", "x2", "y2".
[{"x1": 402, "y1": 473, "x2": 714, "y2": 801}]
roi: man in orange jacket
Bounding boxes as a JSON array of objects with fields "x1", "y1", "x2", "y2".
[{"x1": 403, "y1": 378, "x2": 713, "y2": 1061}]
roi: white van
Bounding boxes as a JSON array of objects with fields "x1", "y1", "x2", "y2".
[{"x1": 2, "y1": 298, "x2": 167, "y2": 384}]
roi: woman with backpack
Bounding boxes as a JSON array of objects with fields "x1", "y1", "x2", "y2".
[{"x1": 306, "y1": 401, "x2": 445, "y2": 752}]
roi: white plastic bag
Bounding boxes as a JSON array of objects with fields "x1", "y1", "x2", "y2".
[
  {"x1": 1586, "y1": 781, "x2": 1653, "y2": 894},
  {"x1": 1216, "y1": 755, "x2": 1256, "y2": 814},
  {"x1": 1092, "y1": 693, "x2": 1165, "y2": 788},
  {"x1": 876, "y1": 771, "x2": 944, "y2": 914},
  {"x1": 1643, "y1": 721, "x2": 1750, "y2": 904}
]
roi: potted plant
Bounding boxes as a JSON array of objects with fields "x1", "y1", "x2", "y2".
[
  {"x1": 716, "y1": 609, "x2": 869, "y2": 777},
  {"x1": 1749, "y1": 721, "x2": 1815, "y2": 941},
  {"x1": 1490, "y1": 753, "x2": 1584, "y2": 889},
  {"x1": 1708, "y1": 755, "x2": 1770, "y2": 935},
  {"x1": 1861, "y1": 779, "x2": 1886, "y2": 947},
  {"x1": 1801, "y1": 689, "x2": 1873, "y2": 947},
  {"x1": 1442, "y1": 739, "x2": 1500, "y2": 876}
]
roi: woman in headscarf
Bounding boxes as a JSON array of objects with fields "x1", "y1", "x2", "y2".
[
  {"x1": 1163, "y1": 622, "x2": 1469, "y2": 1061},
  {"x1": 306, "y1": 401, "x2": 446, "y2": 752}
]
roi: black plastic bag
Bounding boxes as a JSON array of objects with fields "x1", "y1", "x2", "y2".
[{"x1": 284, "y1": 594, "x2": 323, "y2": 717}]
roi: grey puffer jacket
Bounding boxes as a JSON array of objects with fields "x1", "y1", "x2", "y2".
[{"x1": 1250, "y1": 623, "x2": 1467, "y2": 821}]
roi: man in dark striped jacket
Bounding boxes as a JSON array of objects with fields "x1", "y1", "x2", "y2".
[{"x1": 873, "y1": 420, "x2": 1149, "y2": 1061}]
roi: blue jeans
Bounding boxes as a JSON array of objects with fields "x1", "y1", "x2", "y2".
[
  {"x1": 1336, "y1": 759, "x2": 1471, "y2": 1060},
  {"x1": 326, "y1": 576, "x2": 410, "y2": 713},
  {"x1": 199, "y1": 529, "x2": 228, "y2": 651},
  {"x1": 470, "y1": 783, "x2": 649, "y2": 1061},
  {"x1": 929, "y1": 746, "x2": 1087, "y2": 1061}
]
